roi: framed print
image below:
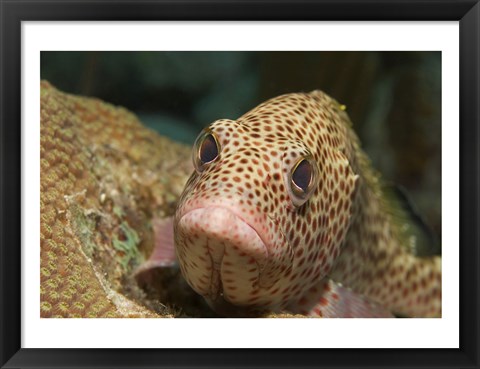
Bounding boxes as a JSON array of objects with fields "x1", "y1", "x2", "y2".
[{"x1": 1, "y1": 1, "x2": 479, "y2": 368}]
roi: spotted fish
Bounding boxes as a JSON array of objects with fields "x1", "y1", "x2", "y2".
[{"x1": 171, "y1": 91, "x2": 441, "y2": 318}]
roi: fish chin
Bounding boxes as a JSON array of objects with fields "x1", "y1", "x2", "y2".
[{"x1": 176, "y1": 207, "x2": 270, "y2": 306}]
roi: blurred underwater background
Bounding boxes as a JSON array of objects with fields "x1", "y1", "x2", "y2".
[{"x1": 41, "y1": 51, "x2": 441, "y2": 246}]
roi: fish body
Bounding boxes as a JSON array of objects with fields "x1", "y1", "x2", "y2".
[{"x1": 174, "y1": 91, "x2": 441, "y2": 317}]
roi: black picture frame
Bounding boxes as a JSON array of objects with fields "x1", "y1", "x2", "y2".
[{"x1": 1, "y1": 1, "x2": 479, "y2": 368}]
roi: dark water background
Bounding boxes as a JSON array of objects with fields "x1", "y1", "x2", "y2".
[{"x1": 41, "y1": 51, "x2": 441, "y2": 248}]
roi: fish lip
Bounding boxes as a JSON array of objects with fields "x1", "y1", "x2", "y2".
[{"x1": 177, "y1": 204, "x2": 271, "y2": 253}]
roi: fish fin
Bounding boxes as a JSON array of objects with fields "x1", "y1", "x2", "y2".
[
  {"x1": 382, "y1": 183, "x2": 440, "y2": 256},
  {"x1": 134, "y1": 216, "x2": 177, "y2": 277},
  {"x1": 290, "y1": 279, "x2": 394, "y2": 318}
]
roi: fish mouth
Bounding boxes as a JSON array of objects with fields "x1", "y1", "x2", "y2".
[{"x1": 176, "y1": 206, "x2": 270, "y2": 304}]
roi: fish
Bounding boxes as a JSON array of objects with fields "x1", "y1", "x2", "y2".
[{"x1": 160, "y1": 90, "x2": 441, "y2": 318}]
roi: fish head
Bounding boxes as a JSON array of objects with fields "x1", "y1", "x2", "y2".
[{"x1": 174, "y1": 92, "x2": 359, "y2": 314}]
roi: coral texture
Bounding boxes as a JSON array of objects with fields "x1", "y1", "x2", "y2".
[{"x1": 40, "y1": 81, "x2": 192, "y2": 317}]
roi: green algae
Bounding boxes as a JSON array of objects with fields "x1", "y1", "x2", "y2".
[{"x1": 112, "y1": 222, "x2": 141, "y2": 271}]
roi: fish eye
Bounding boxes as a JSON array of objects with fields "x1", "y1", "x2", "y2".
[
  {"x1": 199, "y1": 134, "x2": 219, "y2": 163},
  {"x1": 288, "y1": 157, "x2": 317, "y2": 207},
  {"x1": 193, "y1": 130, "x2": 220, "y2": 172},
  {"x1": 291, "y1": 159, "x2": 312, "y2": 193}
]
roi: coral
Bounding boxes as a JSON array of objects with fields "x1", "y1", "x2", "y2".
[{"x1": 40, "y1": 81, "x2": 193, "y2": 317}]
